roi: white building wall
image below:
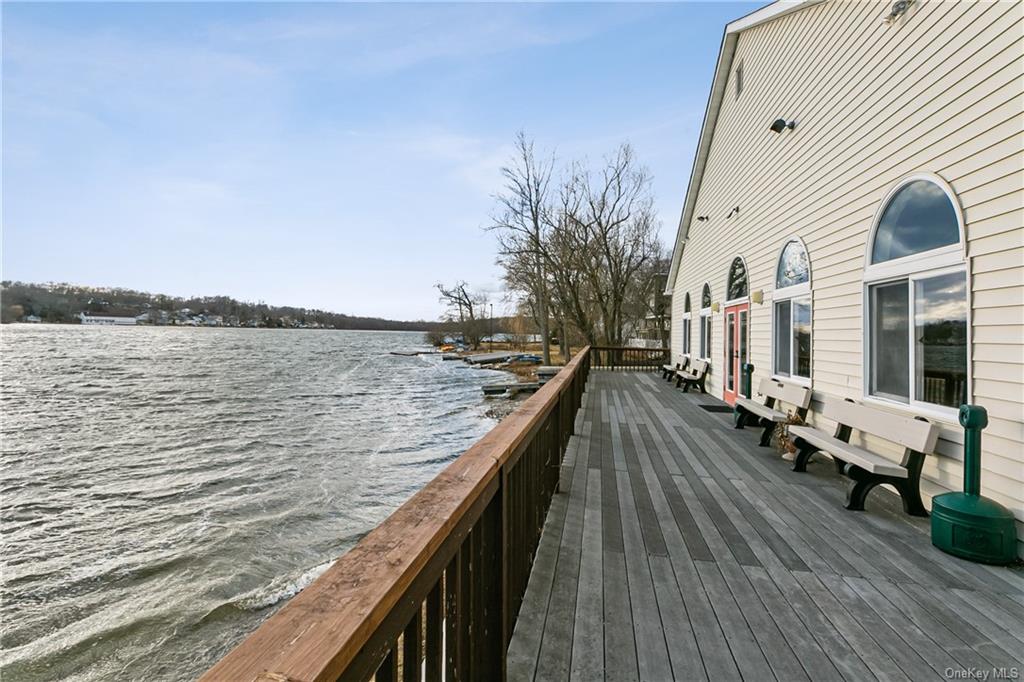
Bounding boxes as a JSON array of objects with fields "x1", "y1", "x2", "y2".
[{"x1": 669, "y1": 0, "x2": 1024, "y2": 554}]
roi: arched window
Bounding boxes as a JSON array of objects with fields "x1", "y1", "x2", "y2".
[
  {"x1": 681, "y1": 293, "x2": 692, "y2": 355},
  {"x1": 699, "y1": 283, "x2": 712, "y2": 359},
  {"x1": 871, "y1": 179, "x2": 960, "y2": 264},
  {"x1": 773, "y1": 238, "x2": 811, "y2": 383},
  {"x1": 726, "y1": 257, "x2": 749, "y2": 301},
  {"x1": 865, "y1": 175, "x2": 967, "y2": 411}
]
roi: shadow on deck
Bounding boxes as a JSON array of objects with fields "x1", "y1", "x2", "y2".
[{"x1": 507, "y1": 370, "x2": 1024, "y2": 681}]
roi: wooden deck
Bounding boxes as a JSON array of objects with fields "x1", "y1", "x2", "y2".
[{"x1": 507, "y1": 370, "x2": 1024, "y2": 681}]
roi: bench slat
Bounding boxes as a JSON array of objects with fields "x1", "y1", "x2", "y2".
[
  {"x1": 735, "y1": 397, "x2": 786, "y2": 422},
  {"x1": 822, "y1": 400, "x2": 938, "y2": 453},
  {"x1": 788, "y1": 426, "x2": 909, "y2": 479},
  {"x1": 755, "y1": 377, "x2": 812, "y2": 409}
]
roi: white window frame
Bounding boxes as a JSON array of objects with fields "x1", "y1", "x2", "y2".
[
  {"x1": 771, "y1": 236, "x2": 812, "y2": 387},
  {"x1": 699, "y1": 311, "x2": 712, "y2": 361},
  {"x1": 862, "y1": 173, "x2": 970, "y2": 422},
  {"x1": 699, "y1": 283, "x2": 712, "y2": 361},
  {"x1": 681, "y1": 312, "x2": 692, "y2": 357}
]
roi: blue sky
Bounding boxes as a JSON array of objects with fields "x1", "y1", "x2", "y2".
[{"x1": 3, "y1": 2, "x2": 759, "y2": 320}]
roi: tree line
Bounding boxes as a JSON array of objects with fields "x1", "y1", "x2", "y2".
[
  {"x1": 0, "y1": 281, "x2": 444, "y2": 331},
  {"x1": 437, "y1": 134, "x2": 668, "y2": 362}
]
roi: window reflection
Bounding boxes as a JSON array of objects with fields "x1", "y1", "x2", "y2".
[
  {"x1": 870, "y1": 282, "x2": 910, "y2": 400},
  {"x1": 915, "y1": 273, "x2": 968, "y2": 408},
  {"x1": 727, "y1": 258, "x2": 748, "y2": 300},
  {"x1": 774, "y1": 300, "x2": 791, "y2": 376},
  {"x1": 794, "y1": 300, "x2": 811, "y2": 378},
  {"x1": 776, "y1": 240, "x2": 810, "y2": 288},
  {"x1": 871, "y1": 180, "x2": 959, "y2": 264}
]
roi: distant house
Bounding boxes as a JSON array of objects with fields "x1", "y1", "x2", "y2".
[
  {"x1": 23, "y1": 314, "x2": 42, "y2": 323},
  {"x1": 665, "y1": 1, "x2": 1023, "y2": 553},
  {"x1": 79, "y1": 313, "x2": 136, "y2": 326}
]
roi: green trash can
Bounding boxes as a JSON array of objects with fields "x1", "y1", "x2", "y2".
[{"x1": 930, "y1": 405, "x2": 1017, "y2": 565}]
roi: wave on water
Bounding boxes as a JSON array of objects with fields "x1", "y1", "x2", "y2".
[{"x1": 1, "y1": 327, "x2": 504, "y2": 681}]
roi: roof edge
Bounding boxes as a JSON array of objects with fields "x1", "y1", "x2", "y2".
[{"x1": 665, "y1": 0, "x2": 826, "y2": 295}]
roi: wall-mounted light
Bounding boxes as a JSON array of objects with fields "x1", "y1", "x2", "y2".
[
  {"x1": 696, "y1": 215, "x2": 710, "y2": 222},
  {"x1": 770, "y1": 118, "x2": 797, "y2": 133},
  {"x1": 883, "y1": 0, "x2": 913, "y2": 23},
  {"x1": 751, "y1": 289, "x2": 764, "y2": 305},
  {"x1": 726, "y1": 206, "x2": 740, "y2": 219},
  {"x1": 711, "y1": 302, "x2": 720, "y2": 313}
]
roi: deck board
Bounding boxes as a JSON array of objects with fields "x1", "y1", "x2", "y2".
[{"x1": 506, "y1": 370, "x2": 1024, "y2": 681}]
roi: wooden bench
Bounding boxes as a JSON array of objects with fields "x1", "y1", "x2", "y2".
[
  {"x1": 788, "y1": 398, "x2": 939, "y2": 517},
  {"x1": 661, "y1": 356, "x2": 689, "y2": 381},
  {"x1": 734, "y1": 377, "x2": 812, "y2": 447},
  {"x1": 674, "y1": 359, "x2": 709, "y2": 393}
]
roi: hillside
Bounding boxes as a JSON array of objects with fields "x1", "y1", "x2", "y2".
[{"x1": 0, "y1": 281, "x2": 443, "y2": 331}]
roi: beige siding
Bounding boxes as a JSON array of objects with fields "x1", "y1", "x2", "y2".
[{"x1": 670, "y1": 0, "x2": 1024, "y2": 554}]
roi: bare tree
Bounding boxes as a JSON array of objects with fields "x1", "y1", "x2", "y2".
[
  {"x1": 436, "y1": 281, "x2": 488, "y2": 349},
  {"x1": 556, "y1": 144, "x2": 663, "y2": 346},
  {"x1": 489, "y1": 133, "x2": 554, "y2": 365}
]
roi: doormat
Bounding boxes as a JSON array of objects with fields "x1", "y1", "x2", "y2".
[{"x1": 698, "y1": 404, "x2": 735, "y2": 413}]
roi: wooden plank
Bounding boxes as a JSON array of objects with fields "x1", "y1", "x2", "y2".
[
  {"x1": 533, "y1": 433, "x2": 589, "y2": 682},
  {"x1": 674, "y1": 476, "x2": 761, "y2": 567},
  {"x1": 716, "y1": 561, "x2": 810, "y2": 681},
  {"x1": 741, "y1": 566, "x2": 841, "y2": 681},
  {"x1": 870, "y1": 579, "x2": 1007, "y2": 672},
  {"x1": 694, "y1": 560, "x2": 775, "y2": 680},
  {"x1": 617, "y1": 423, "x2": 668, "y2": 557},
  {"x1": 505, "y1": 495, "x2": 566, "y2": 680},
  {"x1": 898, "y1": 582, "x2": 1024, "y2": 668},
  {"x1": 648, "y1": 555, "x2": 708, "y2": 681},
  {"x1": 569, "y1": 469, "x2": 604, "y2": 682},
  {"x1": 762, "y1": 567, "x2": 877, "y2": 681},
  {"x1": 615, "y1": 469, "x2": 673, "y2": 681},
  {"x1": 815, "y1": 573, "x2": 937, "y2": 680},
  {"x1": 620, "y1": 412, "x2": 734, "y2": 678},
  {"x1": 602, "y1": 548, "x2": 638, "y2": 681},
  {"x1": 795, "y1": 573, "x2": 911, "y2": 682},
  {"x1": 844, "y1": 576, "x2": 963, "y2": 676}
]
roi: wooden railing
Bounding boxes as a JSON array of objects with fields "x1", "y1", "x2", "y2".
[
  {"x1": 201, "y1": 346, "x2": 591, "y2": 682},
  {"x1": 589, "y1": 346, "x2": 669, "y2": 370}
]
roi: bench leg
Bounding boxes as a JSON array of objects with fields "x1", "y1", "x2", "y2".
[
  {"x1": 733, "y1": 406, "x2": 748, "y2": 429},
  {"x1": 792, "y1": 440, "x2": 819, "y2": 472},
  {"x1": 675, "y1": 375, "x2": 683, "y2": 389},
  {"x1": 758, "y1": 419, "x2": 774, "y2": 447},
  {"x1": 894, "y1": 480, "x2": 929, "y2": 517},
  {"x1": 844, "y1": 466, "x2": 878, "y2": 512}
]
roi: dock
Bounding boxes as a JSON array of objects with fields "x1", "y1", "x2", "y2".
[{"x1": 507, "y1": 371, "x2": 1024, "y2": 680}]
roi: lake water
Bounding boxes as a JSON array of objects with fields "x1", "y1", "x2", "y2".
[{"x1": 1, "y1": 325, "x2": 506, "y2": 681}]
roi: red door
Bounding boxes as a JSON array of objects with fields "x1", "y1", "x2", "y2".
[{"x1": 722, "y1": 303, "x2": 749, "y2": 405}]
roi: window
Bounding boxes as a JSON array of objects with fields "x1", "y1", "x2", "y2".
[
  {"x1": 699, "y1": 284, "x2": 712, "y2": 359},
  {"x1": 735, "y1": 61, "x2": 744, "y2": 99},
  {"x1": 726, "y1": 257, "x2": 748, "y2": 301},
  {"x1": 682, "y1": 293, "x2": 692, "y2": 355},
  {"x1": 865, "y1": 175, "x2": 967, "y2": 412},
  {"x1": 773, "y1": 239, "x2": 812, "y2": 382}
]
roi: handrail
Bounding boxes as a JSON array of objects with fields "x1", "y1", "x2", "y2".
[
  {"x1": 589, "y1": 345, "x2": 669, "y2": 370},
  {"x1": 202, "y1": 346, "x2": 592, "y2": 682}
]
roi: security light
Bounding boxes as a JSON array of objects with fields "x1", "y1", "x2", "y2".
[
  {"x1": 696, "y1": 215, "x2": 710, "y2": 222},
  {"x1": 770, "y1": 118, "x2": 796, "y2": 133}
]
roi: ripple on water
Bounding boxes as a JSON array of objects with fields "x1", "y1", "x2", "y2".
[{"x1": 1, "y1": 326, "x2": 507, "y2": 681}]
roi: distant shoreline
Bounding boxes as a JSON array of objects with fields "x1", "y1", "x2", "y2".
[{"x1": 3, "y1": 320, "x2": 436, "y2": 332}]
